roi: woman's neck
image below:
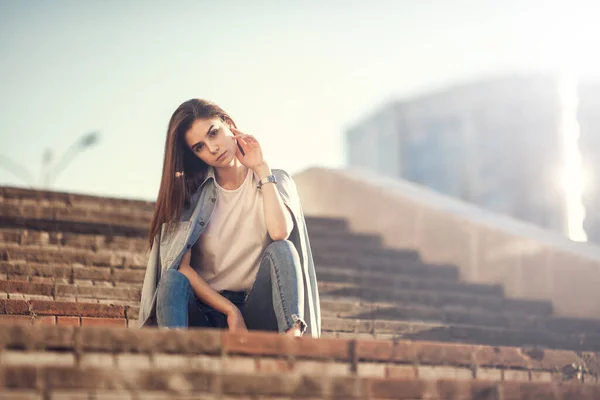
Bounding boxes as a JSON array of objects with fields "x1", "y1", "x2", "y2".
[{"x1": 214, "y1": 159, "x2": 248, "y2": 190}]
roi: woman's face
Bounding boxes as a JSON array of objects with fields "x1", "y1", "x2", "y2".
[{"x1": 184, "y1": 117, "x2": 237, "y2": 167}]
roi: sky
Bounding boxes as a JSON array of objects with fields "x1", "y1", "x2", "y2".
[{"x1": 1, "y1": 0, "x2": 600, "y2": 201}]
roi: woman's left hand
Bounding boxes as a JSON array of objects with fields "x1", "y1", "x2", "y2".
[{"x1": 231, "y1": 127, "x2": 267, "y2": 170}]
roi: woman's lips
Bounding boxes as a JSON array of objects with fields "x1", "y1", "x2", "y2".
[{"x1": 216, "y1": 151, "x2": 226, "y2": 161}]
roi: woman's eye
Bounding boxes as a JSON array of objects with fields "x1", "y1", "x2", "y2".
[
  {"x1": 210, "y1": 129, "x2": 218, "y2": 137},
  {"x1": 195, "y1": 144, "x2": 204, "y2": 151}
]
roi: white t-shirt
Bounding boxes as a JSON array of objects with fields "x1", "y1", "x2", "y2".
[{"x1": 191, "y1": 168, "x2": 270, "y2": 292}]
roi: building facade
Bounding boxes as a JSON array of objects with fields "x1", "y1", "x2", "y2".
[
  {"x1": 578, "y1": 82, "x2": 600, "y2": 244},
  {"x1": 346, "y1": 75, "x2": 579, "y2": 237}
]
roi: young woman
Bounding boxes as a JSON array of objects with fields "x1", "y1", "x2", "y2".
[{"x1": 138, "y1": 99, "x2": 321, "y2": 338}]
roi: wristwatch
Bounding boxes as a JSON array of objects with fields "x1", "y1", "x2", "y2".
[{"x1": 257, "y1": 174, "x2": 277, "y2": 189}]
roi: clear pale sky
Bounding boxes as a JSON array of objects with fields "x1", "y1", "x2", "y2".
[{"x1": 1, "y1": 0, "x2": 599, "y2": 200}]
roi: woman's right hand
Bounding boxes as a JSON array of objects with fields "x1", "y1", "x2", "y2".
[{"x1": 226, "y1": 306, "x2": 248, "y2": 333}]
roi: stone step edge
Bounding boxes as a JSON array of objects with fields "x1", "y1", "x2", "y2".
[{"x1": 0, "y1": 324, "x2": 594, "y2": 376}]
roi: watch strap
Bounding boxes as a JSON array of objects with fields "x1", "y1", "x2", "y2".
[{"x1": 257, "y1": 174, "x2": 277, "y2": 189}]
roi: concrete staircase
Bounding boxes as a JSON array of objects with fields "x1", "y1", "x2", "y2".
[{"x1": 1, "y1": 186, "x2": 599, "y2": 399}]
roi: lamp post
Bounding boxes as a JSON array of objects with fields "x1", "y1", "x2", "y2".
[
  {"x1": 43, "y1": 131, "x2": 99, "y2": 188},
  {"x1": 0, "y1": 131, "x2": 100, "y2": 189}
]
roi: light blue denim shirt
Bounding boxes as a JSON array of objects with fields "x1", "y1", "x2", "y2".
[{"x1": 138, "y1": 167, "x2": 321, "y2": 337}]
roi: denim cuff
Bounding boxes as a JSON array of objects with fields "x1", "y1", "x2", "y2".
[{"x1": 280, "y1": 314, "x2": 307, "y2": 335}]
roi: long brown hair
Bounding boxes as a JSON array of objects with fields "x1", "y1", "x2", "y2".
[{"x1": 148, "y1": 98, "x2": 237, "y2": 247}]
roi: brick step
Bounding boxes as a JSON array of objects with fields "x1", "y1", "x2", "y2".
[
  {"x1": 0, "y1": 195, "x2": 351, "y2": 235},
  {"x1": 0, "y1": 203, "x2": 151, "y2": 229},
  {"x1": 318, "y1": 282, "x2": 552, "y2": 316},
  {"x1": 321, "y1": 317, "x2": 600, "y2": 351},
  {"x1": 0, "y1": 260, "x2": 463, "y2": 305},
  {"x1": 0, "y1": 261, "x2": 145, "y2": 285},
  {"x1": 0, "y1": 298, "x2": 135, "y2": 327},
  {"x1": 313, "y1": 252, "x2": 460, "y2": 280},
  {"x1": 4, "y1": 364, "x2": 597, "y2": 399},
  {"x1": 0, "y1": 215, "x2": 149, "y2": 238},
  {"x1": 320, "y1": 298, "x2": 600, "y2": 336},
  {"x1": 0, "y1": 260, "x2": 506, "y2": 317},
  {"x1": 0, "y1": 279, "x2": 140, "y2": 305},
  {"x1": 0, "y1": 227, "x2": 387, "y2": 256},
  {"x1": 0, "y1": 296, "x2": 598, "y2": 352},
  {"x1": 2, "y1": 241, "x2": 437, "y2": 281},
  {"x1": 316, "y1": 265, "x2": 503, "y2": 297},
  {"x1": 2, "y1": 187, "x2": 352, "y2": 229},
  {"x1": 0, "y1": 228, "x2": 149, "y2": 252},
  {"x1": 0, "y1": 186, "x2": 155, "y2": 211},
  {"x1": 0, "y1": 324, "x2": 598, "y2": 389},
  {"x1": 0, "y1": 243, "x2": 146, "y2": 269}
]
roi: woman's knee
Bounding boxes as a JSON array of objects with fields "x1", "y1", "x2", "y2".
[
  {"x1": 264, "y1": 240, "x2": 298, "y2": 259},
  {"x1": 158, "y1": 268, "x2": 191, "y2": 296}
]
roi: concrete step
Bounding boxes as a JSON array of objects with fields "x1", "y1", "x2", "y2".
[
  {"x1": 316, "y1": 265, "x2": 503, "y2": 297},
  {"x1": 320, "y1": 298, "x2": 600, "y2": 336},
  {"x1": 321, "y1": 316, "x2": 600, "y2": 351},
  {"x1": 318, "y1": 282, "x2": 553, "y2": 317},
  {"x1": 313, "y1": 252, "x2": 460, "y2": 280}
]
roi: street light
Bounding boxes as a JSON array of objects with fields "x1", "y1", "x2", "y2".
[
  {"x1": 44, "y1": 131, "x2": 99, "y2": 188},
  {"x1": 0, "y1": 131, "x2": 100, "y2": 189}
]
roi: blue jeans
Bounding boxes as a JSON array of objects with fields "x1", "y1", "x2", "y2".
[{"x1": 156, "y1": 240, "x2": 306, "y2": 334}]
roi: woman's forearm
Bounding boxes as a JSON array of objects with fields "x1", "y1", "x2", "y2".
[
  {"x1": 254, "y1": 163, "x2": 294, "y2": 241},
  {"x1": 177, "y1": 250, "x2": 237, "y2": 315}
]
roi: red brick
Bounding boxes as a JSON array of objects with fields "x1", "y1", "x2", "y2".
[
  {"x1": 366, "y1": 377, "x2": 428, "y2": 399},
  {"x1": 222, "y1": 331, "x2": 294, "y2": 357},
  {"x1": 81, "y1": 317, "x2": 126, "y2": 327},
  {"x1": 0, "y1": 280, "x2": 54, "y2": 297},
  {"x1": 34, "y1": 316, "x2": 56, "y2": 325},
  {"x1": 470, "y1": 381, "x2": 501, "y2": 398},
  {"x1": 57, "y1": 316, "x2": 80, "y2": 327},
  {"x1": 475, "y1": 345, "x2": 529, "y2": 369},
  {"x1": 557, "y1": 383, "x2": 600, "y2": 398},
  {"x1": 503, "y1": 369, "x2": 530, "y2": 382},
  {"x1": 294, "y1": 336, "x2": 350, "y2": 361},
  {"x1": 0, "y1": 365, "x2": 39, "y2": 389},
  {"x1": 256, "y1": 358, "x2": 293, "y2": 373},
  {"x1": 0, "y1": 315, "x2": 32, "y2": 325},
  {"x1": 356, "y1": 339, "x2": 417, "y2": 363},
  {"x1": 522, "y1": 347, "x2": 580, "y2": 371},
  {"x1": 0, "y1": 324, "x2": 76, "y2": 351},
  {"x1": 436, "y1": 379, "x2": 472, "y2": 399},
  {"x1": 386, "y1": 364, "x2": 418, "y2": 379},
  {"x1": 0, "y1": 299, "x2": 30, "y2": 314},
  {"x1": 414, "y1": 341, "x2": 475, "y2": 367},
  {"x1": 220, "y1": 373, "x2": 325, "y2": 397},
  {"x1": 29, "y1": 300, "x2": 125, "y2": 318},
  {"x1": 112, "y1": 269, "x2": 145, "y2": 283},
  {"x1": 500, "y1": 381, "x2": 558, "y2": 399}
]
